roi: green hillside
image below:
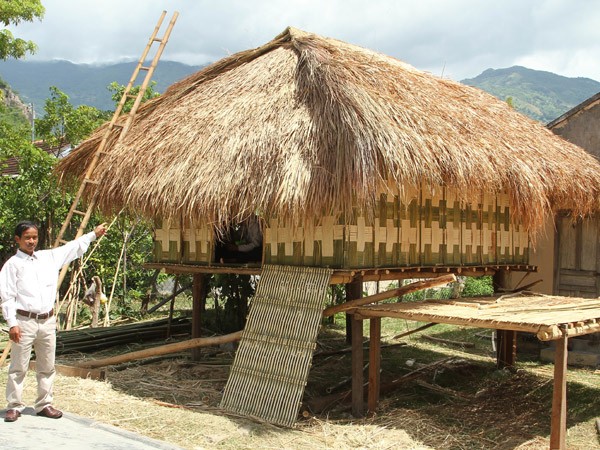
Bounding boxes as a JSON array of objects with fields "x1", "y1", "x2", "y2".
[
  {"x1": 0, "y1": 59, "x2": 203, "y2": 114},
  {"x1": 461, "y1": 66, "x2": 600, "y2": 123}
]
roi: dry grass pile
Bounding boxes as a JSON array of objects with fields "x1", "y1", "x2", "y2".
[{"x1": 2, "y1": 324, "x2": 600, "y2": 449}]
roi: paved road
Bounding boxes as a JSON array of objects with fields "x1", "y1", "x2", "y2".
[{"x1": 0, "y1": 408, "x2": 183, "y2": 450}]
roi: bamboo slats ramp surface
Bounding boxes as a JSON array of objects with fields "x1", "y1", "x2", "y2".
[
  {"x1": 353, "y1": 293, "x2": 600, "y2": 341},
  {"x1": 220, "y1": 265, "x2": 332, "y2": 426}
]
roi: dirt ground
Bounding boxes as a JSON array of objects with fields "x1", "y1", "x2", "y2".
[{"x1": 2, "y1": 322, "x2": 600, "y2": 450}]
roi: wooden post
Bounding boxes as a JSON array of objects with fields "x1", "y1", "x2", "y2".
[
  {"x1": 345, "y1": 278, "x2": 363, "y2": 344},
  {"x1": 191, "y1": 274, "x2": 206, "y2": 361},
  {"x1": 496, "y1": 330, "x2": 517, "y2": 368},
  {"x1": 493, "y1": 269, "x2": 517, "y2": 368},
  {"x1": 368, "y1": 317, "x2": 381, "y2": 415},
  {"x1": 550, "y1": 328, "x2": 568, "y2": 450},
  {"x1": 351, "y1": 314, "x2": 364, "y2": 417}
]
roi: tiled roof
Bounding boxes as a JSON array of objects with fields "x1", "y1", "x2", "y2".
[{"x1": 1, "y1": 140, "x2": 70, "y2": 176}]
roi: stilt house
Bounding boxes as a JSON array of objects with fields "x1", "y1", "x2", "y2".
[
  {"x1": 55, "y1": 28, "x2": 600, "y2": 442},
  {"x1": 56, "y1": 28, "x2": 600, "y2": 281}
]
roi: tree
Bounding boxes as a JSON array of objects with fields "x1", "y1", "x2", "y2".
[
  {"x1": 0, "y1": 0, "x2": 45, "y2": 60},
  {"x1": 0, "y1": 121, "x2": 65, "y2": 261},
  {"x1": 108, "y1": 81, "x2": 160, "y2": 113},
  {"x1": 35, "y1": 86, "x2": 110, "y2": 147}
]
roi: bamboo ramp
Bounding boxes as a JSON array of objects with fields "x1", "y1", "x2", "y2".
[{"x1": 220, "y1": 265, "x2": 332, "y2": 427}]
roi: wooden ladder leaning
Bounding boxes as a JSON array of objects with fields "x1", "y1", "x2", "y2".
[{"x1": 53, "y1": 10, "x2": 179, "y2": 291}]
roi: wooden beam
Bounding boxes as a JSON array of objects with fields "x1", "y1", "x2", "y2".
[
  {"x1": 76, "y1": 331, "x2": 243, "y2": 368},
  {"x1": 368, "y1": 318, "x2": 381, "y2": 415},
  {"x1": 29, "y1": 361, "x2": 105, "y2": 381},
  {"x1": 550, "y1": 328, "x2": 568, "y2": 450},
  {"x1": 144, "y1": 263, "x2": 260, "y2": 275},
  {"x1": 191, "y1": 274, "x2": 207, "y2": 361},
  {"x1": 345, "y1": 277, "x2": 363, "y2": 344},
  {"x1": 351, "y1": 314, "x2": 364, "y2": 417},
  {"x1": 325, "y1": 274, "x2": 456, "y2": 317}
]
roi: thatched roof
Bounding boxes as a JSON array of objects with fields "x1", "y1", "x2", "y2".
[{"x1": 56, "y1": 27, "x2": 600, "y2": 232}]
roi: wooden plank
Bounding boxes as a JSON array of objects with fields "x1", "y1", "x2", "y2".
[
  {"x1": 496, "y1": 330, "x2": 517, "y2": 368},
  {"x1": 351, "y1": 314, "x2": 364, "y2": 417},
  {"x1": 368, "y1": 318, "x2": 381, "y2": 414},
  {"x1": 580, "y1": 219, "x2": 598, "y2": 271},
  {"x1": 550, "y1": 330, "x2": 568, "y2": 450}
]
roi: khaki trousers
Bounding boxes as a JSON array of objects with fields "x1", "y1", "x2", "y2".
[{"x1": 6, "y1": 315, "x2": 57, "y2": 413}]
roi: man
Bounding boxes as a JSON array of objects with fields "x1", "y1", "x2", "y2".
[
  {"x1": 0, "y1": 221, "x2": 107, "y2": 422},
  {"x1": 216, "y1": 215, "x2": 262, "y2": 263}
]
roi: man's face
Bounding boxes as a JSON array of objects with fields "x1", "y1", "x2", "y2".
[{"x1": 15, "y1": 227, "x2": 39, "y2": 256}]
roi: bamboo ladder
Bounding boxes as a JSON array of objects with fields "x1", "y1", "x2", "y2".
[{"x1": 53, "y1": 11, "x2": 178, "y2": 310}]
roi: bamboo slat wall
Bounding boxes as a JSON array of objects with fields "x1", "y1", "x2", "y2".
[
  {"x1": 264, "y1": 185, "x2": 529, "y2": 268},
  {"x1": 152, "y1": 185, "x2": 529, "y2": 269},
  {"x1": 153, "y1": 218, "x2": 213, "y2": 264}
]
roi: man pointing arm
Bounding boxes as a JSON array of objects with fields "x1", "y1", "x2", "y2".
[{"x1": 0, "y1": 221, "x2": 107, "y2": 422}]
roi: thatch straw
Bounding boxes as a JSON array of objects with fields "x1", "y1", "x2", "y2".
[{"x1": 55, "y1": 27, "x2": 600, "y2": 234}]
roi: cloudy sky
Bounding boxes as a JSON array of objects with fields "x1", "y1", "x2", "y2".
[{"x1": 7, "y1": 0, "x2": 600, "y2": 81}]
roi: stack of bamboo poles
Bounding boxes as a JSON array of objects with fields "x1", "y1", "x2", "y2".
[{"x1": 55, "y1": 317, "x2": 191, "y2": 355}]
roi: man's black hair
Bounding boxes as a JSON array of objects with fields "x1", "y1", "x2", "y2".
[{"x1": 15, "y1": 221, "x2": 39, "y2": 238}]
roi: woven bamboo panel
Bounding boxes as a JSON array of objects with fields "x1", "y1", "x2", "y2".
[
  {"x1": 262, "y1": 185, "x2": 528, "y2": 268},
  {"x1": 220, "y1": 265, "x2": 332, "y2": 427},
  {"x1": 153, "y1": 187, "x2": 528, "y2": 268},
  {"x1": 181, "y1": 220, "x2": 212, "y2": 264},
  {"x1": 497, "y1": 193, "x2": 513, "y2": 263},
  {"x1": 153, "y1": 218, "x2": 181, "y2": 263}
]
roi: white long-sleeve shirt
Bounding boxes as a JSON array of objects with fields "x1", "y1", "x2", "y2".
[{"x1": 0, "y1": 231, "x2": 96, "y2": 328}]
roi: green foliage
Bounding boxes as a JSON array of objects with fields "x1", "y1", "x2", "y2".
[
  {"x1": 35, "y1": 86, "x2": 109, "y2": 146},
  {"x1": 0, "y1": 0, "x2": 44, "y2": 60},
  {"x1": 108, "y1": 81, "x2": 160, "y2": 114},
  {"x1": 0, "y1": 122, "x2": 67, "y2": 259},
  {"x1": 209, "y1": 274, "x2": 256, "y2": 332},
  {"x1": 462, "y1": 275, "x2": 494, "y2": 297}
]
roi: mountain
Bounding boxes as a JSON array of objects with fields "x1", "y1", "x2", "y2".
[
  {"x1": 0, "y1": 59, "x2": 204, "y2": 114},
  {"x1": 2, "y1": 60, "x2": 599, "y2": 125},
  {"x1": 461, "y1": 66, "x2": 600, "y2": 123}
]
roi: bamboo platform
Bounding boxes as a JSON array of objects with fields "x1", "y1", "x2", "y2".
[
  {"x1": 350, "y1": 293, "x2": 600, "y2": 450},
  {"x1": 351, "y1": 293, "x2": 600, "y2": 341},
  {"x1": 144, "y1": 262, "x2": 536, "y2": 284},
  {"x1": 220, "y1": 265, "x2": 332, "y2": 427}
]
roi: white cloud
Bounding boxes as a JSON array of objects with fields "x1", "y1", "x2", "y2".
[{"x1": 5, "y1": 0, "x2": 600, "y2": 81}]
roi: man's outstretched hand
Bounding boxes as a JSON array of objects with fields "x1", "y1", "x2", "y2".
[{"x1": 94, "y1": 223, "x2": 108, "y2": 238}]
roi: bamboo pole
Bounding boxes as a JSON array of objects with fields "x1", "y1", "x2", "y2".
[
  {"x1": 368, "y1": 317, "x2": 381, "y2": 414},
  {"x1": 550, "y1": 327, "x2": 568, "y2": 450},
  {"x1": 351, "y1": 314, "x2": 364, "y2": 417},
  {"x1": 324, "y1": 274, "x2": 457, "y2": 317},
  {"x1": 76, "y1": 331, "x2": 243, "y2": 368},
  {"x1": 392, "y1": 322, "x2": 437, "y2": 340}
]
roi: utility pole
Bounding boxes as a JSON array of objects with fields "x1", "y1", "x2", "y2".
[{"x1": 29, "y1": 103, "x2": 35, "y2": 142}]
